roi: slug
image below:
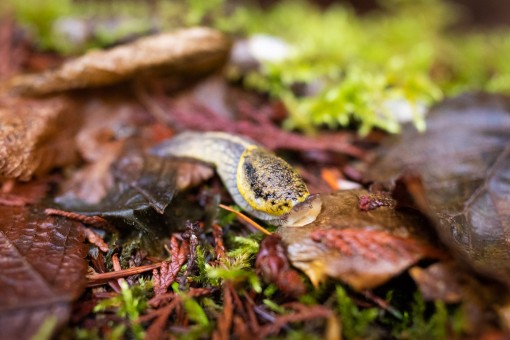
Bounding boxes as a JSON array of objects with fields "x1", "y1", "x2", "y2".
[{"x1": 151, "y1": 131, "x2": 322, "y2": 226}]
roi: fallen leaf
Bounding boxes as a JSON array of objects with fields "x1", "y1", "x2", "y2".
[
  {"x1": 256, "y1": 234, "x2": 306, "y2": 297},
  {"x1": 57, "y1": 154, "x2": 178, "y2": 233},
  {"x1": 0, "y1": 205, "x2": 88, "y2": 339},
  {"x1": 365, "y1": 93, "x2": 510, "y2": 287},
  {"x1": 0, "y1": 94, "x2": 81, "y2": 180},
  {"x1": 0, "y1": 16, "x2": 27, "y2": 79},
  {"x1": 278, "y1": 190, "x2": 442, "y2": 290},
  {"x1": 152, "y1": 236, "x2": 189, "y2": 297},
  {"x1": 409, "y1": 263, "x2": 464, "y2": 303},
  {"x1": 7, "y1": 27, "x2": 231, "y2": 95},
  {"x1": 57, "y1": 94, "x2": 139, "y2": 205},
  {"x1": 57, "y1": 151, "x2": 212, "y2": 236}
]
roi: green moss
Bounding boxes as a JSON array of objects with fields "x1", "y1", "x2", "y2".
[
  {"x1": 229, "y1": 0, "x2": 510, "y2": 134},
  {"x1": 7, "y1": 0, "x2": 510, "y2": 133},
  {"x1": 94, "y1": 280, "x2": 150, "y2": 339},
  {"x1": 335, "y1": 285, "x2": 379, "y2": 339},
  {"x1": 389, "y1": 292, "x2": 464, "y2": 339}
]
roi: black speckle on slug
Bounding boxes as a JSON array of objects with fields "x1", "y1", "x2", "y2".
[{"x1": 237, "y1": 146, "x2": 309, "y2": 216}]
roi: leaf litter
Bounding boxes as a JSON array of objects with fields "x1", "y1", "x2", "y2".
[
  {"x1": 365, "y1": 93, "x2": 510, "y2": 289},
  {"x1": 0, "y1": 181, "x2": 88, "y2": 339},
  {"x1": 0, "y1": 17, "x2": 509, "y2": 339}
]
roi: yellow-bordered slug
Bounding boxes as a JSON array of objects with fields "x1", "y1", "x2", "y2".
[{"x1": 151, "y1": 131, "x2": 322, "y2": 226}]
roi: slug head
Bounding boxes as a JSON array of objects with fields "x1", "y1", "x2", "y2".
[
  {"x1": 237, "y1": 146, "x2": 309, "y2": 216},
  {"x1": 281, "y1": 193, "x2": 322, "y2": 227}
]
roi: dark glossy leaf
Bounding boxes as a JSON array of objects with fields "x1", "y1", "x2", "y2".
[
  {"x1": 0, "y1": 205, "x2": 88, "y2": 339},
  {"x1": 365, "y1": 93, "x2": 510, "y2": 287},
  {"x1": 58, "y1": 154, "x2": 177, "y2": 233},
  {"x1": 57, "y1": 154, "x2": 212, "y2": 235},
  {"x1": 278, "y1": 190, "x2": 441, "y2": 290}
]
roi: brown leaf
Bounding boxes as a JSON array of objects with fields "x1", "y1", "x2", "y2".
[
  {"x1": 409, "y1": 263, "x2": 464, "y2": 303},
  {"x1": 311, "y1": 228, "x2": 427, "y2": 263},
  {"x1": 365, "y1": 93, "x2": 510, "y2": 287},
  {"x1": 0, "y1": 16, "x2": 27, "y2": 79},
  {"x1": 157, "y1": 98, "x2": 366, "y2": 159},
  {"x1": 56, "y1": 94, "x2": 145, "y2": 205},
  {"x1": 0, "y1": 95, "x2": 81, "y2": 180},
  {"x1": 0, "y1": 205, "x2": 88, "y2": 338},
  {"x1": 7, "y1": 27, "x2": 231, "y2": 95},
  {"x1": 256, "y1": 234, "x2": 306, "y2": 297},
  {"x1": 278, "y1": 190, "x2": 442, "y2": 291},
  {"x1": 212, "y1": 283, "x2": 234, "y2": 340},
  {"x1": 212, "y1": 224, "x2": 226, "y2": 260},
  {"x1": 410, "y1": 261, "x2": 510, "y2": 334},
  {"x1": 152, "y1": 236, "x2": 189, "y2": 297}
]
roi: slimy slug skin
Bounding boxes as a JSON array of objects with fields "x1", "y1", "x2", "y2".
[{"x1": 151, "y1": 131, "x2": 322, "y2": 226}]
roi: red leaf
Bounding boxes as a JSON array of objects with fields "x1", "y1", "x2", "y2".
[
  {"x1": 152, "y1": 235, "x2": 189, "y2": 297},
  {"x1": 256, "y1": 234, "x2": 306, "y2": 297},
  {"x1": 311, "y1": 228, "x2": 427, "y2": 263}
]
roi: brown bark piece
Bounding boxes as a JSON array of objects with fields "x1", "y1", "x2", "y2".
[{"x1": 0, "y1": 95, "x2": 80, "y2": 180}]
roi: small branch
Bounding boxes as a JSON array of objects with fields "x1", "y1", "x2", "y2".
[{"x1": 218, "y1": 204, "x2": 272, "y2": 235}]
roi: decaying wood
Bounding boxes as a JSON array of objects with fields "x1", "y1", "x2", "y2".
[{"x1": 0, "y1": 95, "x2": 81, "y2": 180}]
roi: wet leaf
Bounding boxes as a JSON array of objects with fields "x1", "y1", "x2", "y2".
[
  {"x1": 58, "y1": 153, "x2": 212, "y2": 235},
  {"x1": 58, "y1": 154, "x2": 177, "y2": 233},
  {"x1": 0, "y1": 94, "x2": 81, "y2": 180},
  {"x1": 7, "y1": 27, "x2": 231, "y2": 95},
  {"x1": 365, "y1": 93, "x2": 510, "y2": 287},
  {"x1": 278, "y1": 190, "x2": 441, "y2": 291},
  {"x1": 0, "y1": 202, "x2": 88, "y2": 338}
]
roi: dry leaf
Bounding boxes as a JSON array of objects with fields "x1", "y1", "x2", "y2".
[
  {"x1": 0, "y1": 204, "x2": 88, "y2": 338},
  {"x1": 409, "y1": 263, "x2": 464, "y2": 303},
  {"x1": 256, "y1": 234, "x2": 306, "y2": 297},
  {"x1": 278, "y1": 190, "x2": 441, "y2": 291},
  {"x1": 0, "y1": 95, "x2": 80, "y2": 180},
  {"x1": 365, "y1": 93, "x2": 510, "y2": 287},
  {"x1": 7, "y1": 27, "x2": 231, "y2": 95}
]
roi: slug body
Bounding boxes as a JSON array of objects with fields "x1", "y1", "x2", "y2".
[{"x1": 151, "y1": 131, "x2": 322, "y2": 226}]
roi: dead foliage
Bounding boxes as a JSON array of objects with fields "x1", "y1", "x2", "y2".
[
  {"x1": 7, "y1": 27, "x2": 232, "y2": 95},
  {"x1": 256, "y1": 234, "x2": 306, "y2": 297},
  {"x1": 153, "y1": 236, "x2": 189, "y2": 297},
  {"x1": 279, "y1": 190, "x2": 444, "y2": 290},
  {"x1": 366, "y1": 93, "x2": 510, "y2": 288},
  {"x1": 0, "y1": 94, "x2": 81, "y2": 180},
  {"x1": 0, "y1": 183, "x2": 88, "y2": 339}
]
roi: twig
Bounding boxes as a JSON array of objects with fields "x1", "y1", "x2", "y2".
[
  {"x1": 218, "y1": 204, "x2": 272, "y2": 236},
  {"x1": 259, "y1": 305, "x2": 332, "y2": 337},
  {"x1": 212, "y1": 282, "x2": 233, "y2": 340},
  {"x1": 87, "y1": 263, "x2": 163, "y2": 286},
  {"x1": 212, "y1": 224, "x2": 226, "y2": 260},
  {"x1": 80, "y1": 227, "x2": 109, "y2": 252},
  {"x1": 45, "y1": 208, "x2": 111, "y2": 229}
]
